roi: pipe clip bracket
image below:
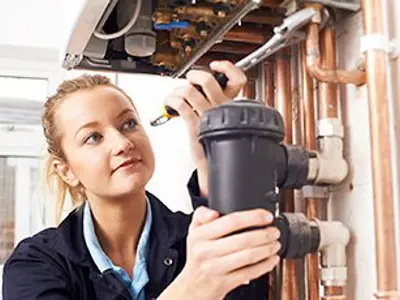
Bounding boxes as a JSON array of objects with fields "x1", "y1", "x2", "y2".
[
  {"x1": 361, "y1": 34, "x2": 399, "y2": 59},
  {"x1": 302, "y1": 185, "x2": 329, "y2": 198},
  {"x1": 374, "y1": 290, "x2": 400, "y2": 299}
]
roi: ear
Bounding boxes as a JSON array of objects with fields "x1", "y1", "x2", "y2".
[{"x1": 52, "y1": 159, "x2": 80, "y2": 188}]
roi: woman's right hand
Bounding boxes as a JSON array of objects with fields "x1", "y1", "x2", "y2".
[{"x1": 160, "y1": 206, "x2": 281, "y2": 300}]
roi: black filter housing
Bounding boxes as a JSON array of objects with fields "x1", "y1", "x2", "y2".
[{"x1": 198, "y1": 99, "x2": 285, "y2": 215}]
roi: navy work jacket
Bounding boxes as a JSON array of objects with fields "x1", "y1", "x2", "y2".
[
  {"x1": 2, "y1": 172, "x2": 267, "y2": 299},
  {"x1": 2, "y1": 172, "x2": 208, "y2": 300}
]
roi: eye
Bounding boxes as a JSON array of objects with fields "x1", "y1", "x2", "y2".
[
  {"x1": 122, "y1": 118, "x2": 137, "y2": 131},
  {"x1": 84, "y1": 132, "x2": 103, "y2": 145}
]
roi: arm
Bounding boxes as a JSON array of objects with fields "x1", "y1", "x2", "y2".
[
  {"x1": 2, "y1": 242, "x2": 73, "y2": 300},
  {"x1": 164, "y1": 61, "x2": 247, "y2": 198}
]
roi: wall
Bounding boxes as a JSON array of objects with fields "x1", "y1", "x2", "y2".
[
  {"x1": 332, "y1": 5, "x2": 400, "y2": 299},
  {"x1": 0, "y1": 0, "x2": 60, "y2": 49}
]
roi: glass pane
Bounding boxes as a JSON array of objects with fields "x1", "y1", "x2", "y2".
[
  {"x1": 29, "y1": 166, "x2": 45, "y2": 232},
  {"x1": 0, "y1": 76, "x2": 48, "y2": 101},
  {"x1": 0, "y1": 157, "x2": 16, "y2": 264}
]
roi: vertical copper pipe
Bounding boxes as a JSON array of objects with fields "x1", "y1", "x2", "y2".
[
  {"x1": 275, "y1": 48, "x2": 293, "y2": 147},
  {"x1": 264, "y1": 60, "x2": 278, "y2": 300},
  {"x1": 263, "y1": 61, "x2": 275, "y2": 107},
  {"x1": 301, "y1": 43, "x2": 320, "y2": 300},
  {"x1": 275, "y1": 47, "x2": 296, "y2": 300},
  {"x1": 325, "y1": 286, "x2": 344, "y2": 296},
  {"x1": 361, "y1": 0, "x2": 399, "y2": 298},
  {"x1": 319, "y1": 27, "x2": 338, "y2": 119},
  {"x1": 243, "y1": 68, "x2": 257, "y2": 99},
  {"x1": 243, "y1": 79, "x2": 256, "y2": 99}
]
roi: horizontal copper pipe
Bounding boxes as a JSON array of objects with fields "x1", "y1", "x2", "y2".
[
  {"x1": 306, "y1": 23, "x2": 366, "y2": 86},
  {"x1": 175, "y1": 5, "x2": 222, "y2": 18},
  {"x1": 210, "y1": 41, "x2": 259, "y2": 55},
  {"x1": 196, "y1": 52, "x2": 242, "y2": 66},
  {"x1": 244, "y1": 9, "x2": 284, "y2": 25},
  {"x1": 362, "y1": 0, "x2": 399, "y2": 298},
  {"x1": 261, "y1": 0, "x2": 283, "y2": 7},
  {"x1": 224, "y1": 24, "x2": 273, "y2": 44}
]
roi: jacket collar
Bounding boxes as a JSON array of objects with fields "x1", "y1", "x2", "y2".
[{"x1": 48, "y1": 191, "x2": 191, "y2": 270}]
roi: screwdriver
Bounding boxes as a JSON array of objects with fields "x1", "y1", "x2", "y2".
[
  {"x1": 150, "y1": 7, "x2": 316, "y2": 127},
  {"x1": 150, "y1": 68, "x2": 229, "y2": 126}
]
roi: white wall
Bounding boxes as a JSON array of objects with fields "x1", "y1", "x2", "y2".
[{"x1": 0, "y1": 0, "x2": 60, "y2": 49}]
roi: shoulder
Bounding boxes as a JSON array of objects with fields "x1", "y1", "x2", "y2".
[
  {"x1": 4, "y1": 227, "x2": 65, "y2": 274},
  {"x1": 2, "y1": 228, "x2": 75, "y2": 299}
]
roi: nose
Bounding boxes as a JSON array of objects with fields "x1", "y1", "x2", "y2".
[{"x1": 110, "y1": 129, "x2": 134, "y2": 156}]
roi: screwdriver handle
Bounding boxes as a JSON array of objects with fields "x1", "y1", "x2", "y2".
[{"x1": 164, "y1": 67, "x2": 229, "y2": 118}]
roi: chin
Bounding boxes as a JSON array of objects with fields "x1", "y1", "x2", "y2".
[{"x1": 113, "y1": 172, "x2": 151, "y2": 195}]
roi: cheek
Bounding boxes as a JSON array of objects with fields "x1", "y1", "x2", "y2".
[
  {"x1": 139, "y1": 136, "x2": 155, "y2": 174},
  {"x1": 69, "y1": 148, "x2": 110, "y2": 185}
]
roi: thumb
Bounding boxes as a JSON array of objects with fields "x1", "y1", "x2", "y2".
[{"x1": 190, "y1": 206, "x2": 219, "y2": 230}]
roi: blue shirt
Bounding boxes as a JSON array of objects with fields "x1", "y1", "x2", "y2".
[{"x1": 83, "y1": 199, "x2": 153, "y2": 300}]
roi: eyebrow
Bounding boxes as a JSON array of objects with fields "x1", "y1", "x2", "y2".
[{"x1": 74, "y1": 108, "x2": 136, "y2": 140}]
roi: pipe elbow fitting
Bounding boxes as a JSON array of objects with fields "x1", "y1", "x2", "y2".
[
  {"x1": 315, "y1": 152, "x2": 349, "y2": 184},
  {"x1": 314, "y1": 219, "x2": 351, "y2": 287}
]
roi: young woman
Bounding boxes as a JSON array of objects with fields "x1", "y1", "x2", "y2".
[{"x1": 2, "y1": 61, "x2": 281, "y2": 300}]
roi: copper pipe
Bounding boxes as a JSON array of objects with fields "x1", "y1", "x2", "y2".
[
  {"x1": 306, "y1": 22, "x2": 366, "y2": 86},
  {"x1": 275, "y1": 48, "x2": 293, "y2": 146},
  {"x1": 175, "y1": 5, "x2": 222, "y2": 19},
  {"x1": 263, "y1": 61, "x2": 274, "y2": 107},
  {"x1": 361, "y1": 0, "x2": 400, "y2": 299},
  {"x1": 322, "y1": 286, "x2": 346, "y2": 300},
  {"x1": 224, "y1": 24, "x2": 273, "y2": 44},
  {"x1": 243, "y1": 9, "x2": 284, "y2": 25},
  {"x1": 152, "y1": 47, "x2": 182, "y2": 69},
  {"x1": 301, "y1": 43, "x2": 320, "y2": 300},
  {"x1": 210, "y1": 41, "x2": 259, "y2": 55},
  {"x1": 261, "y1": 0, "x2": 283, "y2": 7},
  {"x1": 274, "y1": 47, "x2": 296, "y2": 300},
  {"x1": 196, "y1": 53, "x2": 242, "y2": 66},
  {"x1": 319, "y1": 26, "x2": 338, "y2": 118},
  {"x1": 243, "y1": 68, "x2": 257, "y2": 99},
  {"x1": 243, "y1": 79, "x2": 256, "y2": 99}
]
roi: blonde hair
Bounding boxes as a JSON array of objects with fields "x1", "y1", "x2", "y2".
[{"x1": 42, "y1": 74, "x2": 135, "y2": 224}]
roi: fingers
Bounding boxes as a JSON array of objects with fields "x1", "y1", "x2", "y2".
[
  {"x1": 228, "y1": 255, "x2": 280, "y2": 287},
  {"x1": 209, "y1": 60, "x2": 247, "y2": 99},
  {"x1": 193, "y1": 209, "x2": 275, "y2": 241},
  {"x1": 164, "y1": 92, "x2": 198, "y2": 127},
  {"x1": 207, "y1": 241, "x2": 281, "y2": 276},
  {"x1": 195, "y1": 226, "x2": 281, "y2": 260},
  {"x1": 190, "y1": 206, "x2": 220, "y2": 231},
  {"x1": 186, "y1": 69, "x2": 227, "y2": 106}
]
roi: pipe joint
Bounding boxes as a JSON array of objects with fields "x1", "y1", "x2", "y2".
[
  {"x1": 314, "y1": 220, "x2": 350, "y2": 287},
  {"x1": 307, "y1": 118, "x2": 348, "y2": 184},
  {"x1": 320, "y1": 266, "x2": 347, "y2": 287}
]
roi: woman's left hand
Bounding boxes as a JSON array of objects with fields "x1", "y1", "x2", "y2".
[{"x1": 164, "y1": 60, "x2": 247, "y2": 197}]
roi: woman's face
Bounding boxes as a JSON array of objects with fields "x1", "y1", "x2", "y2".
[{"x1": 54, "y1": 85, "x2": 155, "y2": 200}]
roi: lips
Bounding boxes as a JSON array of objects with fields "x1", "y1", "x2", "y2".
[{"x1": 113, "y1": 158, "x2": 142, "y2": 173}]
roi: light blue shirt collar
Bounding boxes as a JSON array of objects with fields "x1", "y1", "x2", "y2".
[{"x1": 83, "y1": 198, "x2": 153, "y2": 274}]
